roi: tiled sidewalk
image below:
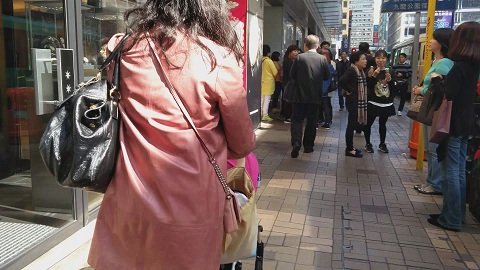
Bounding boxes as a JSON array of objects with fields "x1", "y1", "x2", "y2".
[
  {"x1": 43, "y1": 95, "x2": 480, "y2": 270},
  {"x1": 241, "y1": 95, "x2": 480, "y2": 270}
]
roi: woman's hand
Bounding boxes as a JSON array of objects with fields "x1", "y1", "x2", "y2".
[
  {"x1": 344, "y1": 90, "x2": 352, "y2": 96},
  {"x1": 413, "y1": 86, "x2": 421, "y2": 95},
  {"x1": 368, "y1": 66, "x2": 375, "y2": 77},
  {"x1": 385, "y1": 72, "x2": 392, "y2": 82}
]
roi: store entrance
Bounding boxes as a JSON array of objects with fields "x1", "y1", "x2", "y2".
[{"x1": 0, "y1": 0, "x2": 78, "y2": 267}]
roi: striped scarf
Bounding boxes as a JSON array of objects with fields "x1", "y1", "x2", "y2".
[{"x1": 354, "y1": 66, "x2": 368, "y2": 125}]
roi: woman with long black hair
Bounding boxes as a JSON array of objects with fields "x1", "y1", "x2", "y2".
[{"x1": 87, "y1": 0, "x2": 255, "y2": 268}]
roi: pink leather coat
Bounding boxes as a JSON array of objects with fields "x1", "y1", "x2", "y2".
[{"x1": 88, "y1": 32, "x2": 255, "y2": 269}]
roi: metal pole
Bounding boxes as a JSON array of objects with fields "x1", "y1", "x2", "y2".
[
  {"x1": 409, "y1": 12, "x2": 420, "y2": 155},
  {"x1": 411, "y1": 12, "x2": 423, "y2": 170},
  {"x1": 416, "y1": 0, "x2": 436, "y2": 170}
]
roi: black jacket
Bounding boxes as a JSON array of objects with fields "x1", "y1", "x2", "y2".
[
  {"x1": 282, "y1": 57, "x2": 294, "y2": 87},
  {"x1": 338, "y1": 66, "x2": 360, "y2": 101},
  {"x1": 366, "y1": 70, "x2": 397, "y2": 104},
  {"x1": 336, "y1": 59, "x2": 351, "y2": 79},
  {"x1": 445, "y1": 60, "x2": 480, "y2": 137},
  {"x1": 290, "y1": 51, "x2": 330, "y2": 104}
]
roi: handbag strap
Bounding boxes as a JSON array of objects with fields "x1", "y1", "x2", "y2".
[{"x1": 146, "y1": 36, "x2": 232, "y2": 197}]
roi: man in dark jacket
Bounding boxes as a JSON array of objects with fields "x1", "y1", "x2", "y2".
[
  {"x1": 290, "y1": 35, "x2": 330, "y2": 158},
  {"x1": 336, "y1": 51, "x2": 351, "y2": 110},
  {"x1": 392, "y1": 53, "x2": 412, "y2": 115},
  {"x1": 359, "y1": 42, "x2": 376, "y2": 72}
]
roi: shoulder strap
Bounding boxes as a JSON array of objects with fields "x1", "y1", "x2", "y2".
[{"x1": 146, "y1": 36, "x2": 231, "y2": 197}]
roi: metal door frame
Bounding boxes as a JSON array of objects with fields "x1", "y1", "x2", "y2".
[{"x1": 2, "y1": 1, "x2": 86, "y2": 269}]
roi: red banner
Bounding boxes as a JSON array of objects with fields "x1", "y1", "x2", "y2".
[{"x1": 228, "y1": 0, "x2": 248, "y2": 87}]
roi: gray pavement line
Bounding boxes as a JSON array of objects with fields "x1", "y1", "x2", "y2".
[
  {"x1": 439, "y1": 236, "x2": 477, "y2": 269},
  {"x1": 341, "y1": 206, "x2": 353, "y2": 270}
]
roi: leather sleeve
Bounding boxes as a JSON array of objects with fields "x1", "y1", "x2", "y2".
[{"x1": 214, "y1": 54, "x2": 256, "y2": 159}]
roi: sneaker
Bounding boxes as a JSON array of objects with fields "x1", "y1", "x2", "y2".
[
  {"x1": 284, "y1": 118, "x2": 292, "y2": 123},
  {"x1": 276, "y1": 115, "x2": 286, "y2": 121},
  {"x1": 262, "y1": 115, "x2": 273, "y2": 121},
  {"x1": 397, "y1": 111, "x2": 403, "y2": 116},
  {"x1": 364, "y1": 144, "x2": 374, "y2": 153},
  {"x1": 378, "y1": 143, "x2": 389, "y2": 153},
  {"x1": 320, "y1": 123, "x2": 330, "y2": 130}
]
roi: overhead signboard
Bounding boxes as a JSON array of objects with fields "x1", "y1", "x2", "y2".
[
  {"x1": 434, "y1": 10, "x2": 454, "y2": 29},
  {"x1": 381, "y1": 0, "x2": 456, "y2": 13}
]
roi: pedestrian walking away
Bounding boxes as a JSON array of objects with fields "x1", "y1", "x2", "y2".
[
  {"x1": 87, "y1": 1, "x2": 256, "y2": 268},
  {"x1": 289, "y1": 35, "x2": 330, "y2": 158}
]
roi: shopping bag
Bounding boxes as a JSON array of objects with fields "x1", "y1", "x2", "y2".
[
  {"x1": 220, "y1": 158, "x2": 258, "y2": 264},
  {"x1": 429, "y1": 97, "x2": 452, "y2": 144}
]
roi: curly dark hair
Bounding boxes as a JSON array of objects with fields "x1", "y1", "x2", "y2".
[{"x1": 124, "y1": 0, "x2": 243, "y2": 71}]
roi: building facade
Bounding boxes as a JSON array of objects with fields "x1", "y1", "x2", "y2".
[{"x1": 348, "y1": 0, "x2": 374, "y2": 49}]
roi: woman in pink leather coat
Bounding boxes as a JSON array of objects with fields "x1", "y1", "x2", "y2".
[{"x1": 88, "y1": 0, "x2": 256, "y2": 269}]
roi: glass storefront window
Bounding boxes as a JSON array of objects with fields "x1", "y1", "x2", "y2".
[
  {"x1": 283, "y1": 16, "x2": 295, "y2": 52},
  {"x1": 0, "y1": 0, "x2": 78, "y2": 266},
  {"x1": 79, "y1": 0, "x2": 135, "y2": 212}
]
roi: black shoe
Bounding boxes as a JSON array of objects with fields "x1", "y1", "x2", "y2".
[
  {"x1": 427, "y1": 216, "x2": 460, "y2": 232},
  {"x1": 378, "y1": 143, "x2": 389, "y2": 153},
  {"x1": 320, "y1": 123, "x2": 330, "y2": 130},
  {"x1": 364, "y1": 144, "x2": 374, "y2": 153},
  {"x1": 284, "y1": 118, "x2": 292, "y2": 123},
  {"x1": 345, "y1": 149, "x2": 363, "y2": 158},
  {"x1": 291, "y1": 144, "x2": 301, "y2": 158},
  {"x1": 304, "y1": 148, "x2": 314, "y2": 153}
]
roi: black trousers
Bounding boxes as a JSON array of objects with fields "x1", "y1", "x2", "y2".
[
  {"x1": 364, "y1": 113, "x2": 388, "y2": 145},
  {"x1": 270, "y1": 81, "x2": 283, "y2": 110},
  {"x1": 291, "y1": 103, "x2": 320, "y2": 150},
  {"x1": 322, "y1": 97, "x2": 332, "y2": 124},
  {"x1": 345, "y1": 99, "x2": 358, "y2": 151},
  {"x1": 338, "y1": 87, "x2": 345, "y2": 108},
  {"x1": 397, "y1": 82, "x2": 409, "y2": 112}
]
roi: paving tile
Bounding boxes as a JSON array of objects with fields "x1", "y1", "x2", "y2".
[{"x1": 47, "y1": 96, "x2": 480, "y2": 270}]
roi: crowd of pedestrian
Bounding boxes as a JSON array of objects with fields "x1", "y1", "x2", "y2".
[
  {"x1": 262, "y1": 38, "x2": 409, "y2": 159},
  {"x1": 261, "y1": 22, "x2": 480, "y2": 233}
]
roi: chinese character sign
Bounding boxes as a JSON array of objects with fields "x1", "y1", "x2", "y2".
[{"x1": 381, "y1": 0, "x2": 456, "y2": 12}]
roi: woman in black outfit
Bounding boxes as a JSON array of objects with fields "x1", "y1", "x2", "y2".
[
  {"x1": 338, "y1": 52, "x2": 368, "y2": 158},
  {"x1": 278, "y1": 45, "x2": 300, "y2": 122},
  {"x1": 363, "y1": 50, "x2": 396, "y2": 154}
]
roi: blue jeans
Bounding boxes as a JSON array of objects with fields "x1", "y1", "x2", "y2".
[
  {"x1": 423, "y1": 124, "x2": 443, "y2": 191},
  {"x1": 438, "y1": 136, "x2": 468, "y2": 230}
]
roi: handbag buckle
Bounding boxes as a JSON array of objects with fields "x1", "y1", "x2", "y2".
[{"x1": 109, "y1": 87, "x2": 121, "y2": 100}]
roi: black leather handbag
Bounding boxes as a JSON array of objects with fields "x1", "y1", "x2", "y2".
[
  {"x1": 39, "y1": 34, "x2": 129, "y2": 193},
  {"x1": 283, "y1": 80, "x2": 297, "y2": 102}
]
